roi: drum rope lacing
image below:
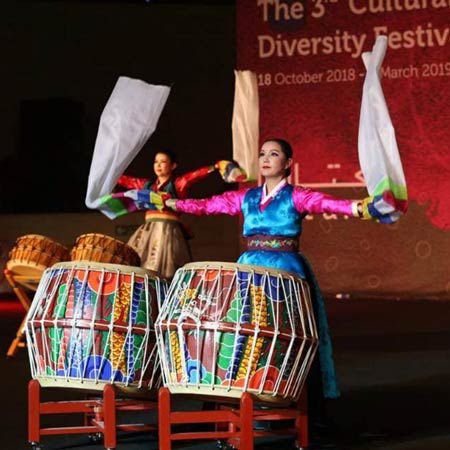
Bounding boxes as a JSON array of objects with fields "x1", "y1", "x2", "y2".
[
  {"x1": 155, "y1": 263, "x2": 319, "y2": 401},
  {"x1": 26, "y1": 263, "x2": 165, "y2": 391}
]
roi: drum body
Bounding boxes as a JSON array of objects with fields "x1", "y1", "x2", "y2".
[
  {"x1": 156, "y1": 262, "x2": 318, "y2": 403},
  {"x1": 7, "y1": 234, "x2": 70, "y2": 277},
  {"x1": 71, "y1": 233, "x2": 141, "y2": 267},
  {"x1": 25, "y1": 261, "x2": 166, "y2": 393}
]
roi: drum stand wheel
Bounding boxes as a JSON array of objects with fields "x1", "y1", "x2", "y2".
[
  {"x1": 217, "y1": 440, "x2": 236, "y2": 450},
  {"x1": 28, "y1": 379, "x2": 157, "y2": 450},
  {"x1": 30, "y1": 443, "x2": 43, "y2": 450},
  {"x1": 88, "y1": 432, "x2": 104, "y2": 443},
  {"x1": 158, "y1": 387, "x2": 309, "y2": 450}
]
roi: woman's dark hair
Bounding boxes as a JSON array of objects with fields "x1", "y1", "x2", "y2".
[
  {"x1": 154, "y1": 148, "x2": 178, "y2": 164},
  {"x1": 264, "y1": 138, "x2": 293, "y2": 177}
]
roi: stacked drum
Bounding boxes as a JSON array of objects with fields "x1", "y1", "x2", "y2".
[
  {"x1": 7, "y1": 235, "x2": 71, "y2": 286},
  {"x1": 70, "y1": 233, "x2": 141, "y2": 267}
]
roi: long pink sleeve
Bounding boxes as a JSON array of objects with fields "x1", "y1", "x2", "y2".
[
  {"x1": 293, "y1": 186, "x2": 355, "y2": 216},
  {"x1": 175, "y1": 189, "x2": 248, "y2": 216}
]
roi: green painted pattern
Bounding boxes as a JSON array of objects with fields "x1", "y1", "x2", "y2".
[
  {"x1": 217, "y1": 295, "x2": 244, "y2": 371},
  {"x1": 49, "y1": 284, "x2": 68, "y2": 364},
  {"x1": 133, "y1": 335, "x2": 144, "y2": 371},
  {"x1": 202, "y1": 371, "x2": 222, "y2": 385}
]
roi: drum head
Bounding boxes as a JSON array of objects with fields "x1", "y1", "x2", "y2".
[
  {"x1": 52, "y1": 260, "x2": 163, "y2": 279},
  {"x1": 6, "y1": 261, "x2": 46, "y2": 276},
  {"x1": 7, "y1": 234, "x2": 70, "y2": 276},
  {"x1": 182, "y1": 261, "x2": 303, "y2": 280}
]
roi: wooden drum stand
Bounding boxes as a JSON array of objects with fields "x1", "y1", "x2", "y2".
[
  {"x1": 4, "y1": 269, "x2": 40, "y2": 357},
  {"x1": 158, "y1": 388, "x2": 309, "y2": 450},
  {"x1": 28, "y1": 380, "x2": 158, "y2": 450}
]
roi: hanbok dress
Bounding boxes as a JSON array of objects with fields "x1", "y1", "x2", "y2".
[
  {"x1": 173, "y1": 179, "x2": 358, "y2": 399},
  {"x1": 117, "y1": 166, "x2": 214, "y2": 279}
]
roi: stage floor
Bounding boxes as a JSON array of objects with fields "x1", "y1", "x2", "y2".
[{"x1": 1, "y1": 297, "x2": 449, "y2": 450}]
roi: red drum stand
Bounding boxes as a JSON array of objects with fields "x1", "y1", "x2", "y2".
[
  {"x1": 28, "y1": 380, "x2": 157, "y2": 450},
  {"x1": 158, "y1": 387, "x2": 309, "y2": 450}
]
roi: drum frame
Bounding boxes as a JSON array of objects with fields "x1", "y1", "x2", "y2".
[
  {"x1": 156, "y1": 261, "x2": 319, "y2": 404},
  {"x1": 26, "y1": 261, "x2": 166, "y2": 393}
]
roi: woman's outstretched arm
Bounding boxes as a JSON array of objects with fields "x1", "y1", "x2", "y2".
[
  {"x1": 174, "y1": 165, "x2": 215, "y2": 198},
  {"x1": 293, "y1": 186, "x2": 361, "y2": 217},
  {"x1": 117, "y1": 175, "x2": 149, "y2": 190},
  {"x1": 169, "y1": 189, "x2": 248, "y2": 216}
]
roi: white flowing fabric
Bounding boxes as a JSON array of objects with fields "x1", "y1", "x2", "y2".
[
  {"x1": 85, "y1": 77, "x2": 170, "y2": 218},
  {"x1": 232, "y1": 70, "x2": 259, "y2": 182},
  {"x1": 359, "y1": 36, "x2": 407, "y2": 220}
]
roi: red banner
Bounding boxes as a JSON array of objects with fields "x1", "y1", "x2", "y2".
[{"x1": 237, "y1": 0, "x2": 450, "y2": 230}]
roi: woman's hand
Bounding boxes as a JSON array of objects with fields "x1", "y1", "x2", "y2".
[
  {"x1": 353, "y1": 195, "x2": 404, "y2": 224},
  {"x1": 149, "y1": 191, "x2": 172, "y2": 211},
  {"x1": 355, "y1": 196, "x2": 392, "y2": 221},
  {"x1": 165, "y1": 198, "x2": 177, "y2": 210},
  {"x1": 353, "y1": 197, "x2": 374, "y2": 219},
  {"x1": 214, "y1": 160, "x2": 247, "y2": 183},
  {"x1": 123, "y1": 189, "x2": 172, "y2": 211},
  {"x1": 361, "y1": 197, "x2": 374, "y2": 219}
]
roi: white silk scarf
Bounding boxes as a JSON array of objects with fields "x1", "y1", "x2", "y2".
[{"x1": 85, "y1": 76, "x2": 170, "y2": 218}]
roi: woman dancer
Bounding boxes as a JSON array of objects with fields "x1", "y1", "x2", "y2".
[
  {"x1": 117, "y1": 149, "x2": 238, "y2": 279},
  {"x1": 155, "y1": 138, "x2": 375, "y2": 411}
]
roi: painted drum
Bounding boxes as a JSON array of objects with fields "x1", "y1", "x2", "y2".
[
  {"x1": 70, "y1": 233, "x2": 141, "y2": 267},
  {"x1": 155, "y1": 261, "x2": 318, "y2": 403},
  {"x1": 7, "y1": 234, "x2": 70, "y2": 277},
  {"x1": 25, "y1": 261, "x2": 167, "y2": 393}
]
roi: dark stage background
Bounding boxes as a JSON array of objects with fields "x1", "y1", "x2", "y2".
[{"x1": 1, "y1": 1, "x2": 236, "y2": 212}]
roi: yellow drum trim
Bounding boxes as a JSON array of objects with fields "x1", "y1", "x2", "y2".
[
  {"x1": 169, "y1": 331, "x2": 183, "y2": 382},
  {"x1": 111, "y1": 282, "x2": 131, "y2": 373}
]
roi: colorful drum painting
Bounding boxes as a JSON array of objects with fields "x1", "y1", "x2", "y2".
[
  {"x1": 25, "y1": 261, "x2": 166, "y2": 392},
  {"x1": 155, "y1": 262, "x2": 318, "y2": 403}
]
